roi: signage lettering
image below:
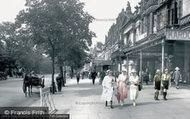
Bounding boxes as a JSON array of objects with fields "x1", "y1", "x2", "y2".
[{"x1": 166, "y1": 30, "x2": 190, "y2": 41}]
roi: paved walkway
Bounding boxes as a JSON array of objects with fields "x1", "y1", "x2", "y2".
[{"x1": 31, "y1": 78, "x2": 190, "y2": 119}]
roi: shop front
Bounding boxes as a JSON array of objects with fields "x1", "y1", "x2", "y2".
[{"x1": 123, "y1": 28, "x2": 190, "y2": 84}]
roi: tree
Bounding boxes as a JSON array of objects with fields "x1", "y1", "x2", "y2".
[
  {"x1": 16, "y1": 0, "x2": 95, "y2": 93},
  {"x1": 0, "y1": 22, "x2": 47, "y2": 74}
]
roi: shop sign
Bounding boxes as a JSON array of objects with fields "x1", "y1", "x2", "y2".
[{"x1": 166, "y1": 29, "x2": 190, "y2": 41}]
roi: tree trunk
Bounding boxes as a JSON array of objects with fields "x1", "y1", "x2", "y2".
[
  {"x1": 71, "y1": 66, "x2": 74, "y2": 79},
  {"x1": 51, "y1": 47, "x2": 56, "y2": 94},
  {"x1": 59, "y1": 65, "x2": 65, "y2": 87},
  {"x1": 63, "y1": 64, "x2": 66, "y2": 86}
]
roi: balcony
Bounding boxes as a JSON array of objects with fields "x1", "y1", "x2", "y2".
[{"x1": 180, "y1": 14, "x2": 190, "y2": 26}]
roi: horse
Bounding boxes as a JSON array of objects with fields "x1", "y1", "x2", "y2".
[{"x1": 23, "y1": 74, "x2": 45, "y2": 97}]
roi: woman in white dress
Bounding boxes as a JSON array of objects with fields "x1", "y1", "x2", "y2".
[
  {"x1": 101, "y1": 70, "x2": 115, "y2": 109},
  {"x1": 129, "y1": 69, "x2": 139, "y2": 106}
]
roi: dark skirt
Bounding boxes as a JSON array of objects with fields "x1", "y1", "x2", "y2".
[
  {"x1": 155, "y1": 81, "x2": 161, "y2": 90},
  {"x1": 162, "y1": 80, "x2": 169, "y2": 90}
]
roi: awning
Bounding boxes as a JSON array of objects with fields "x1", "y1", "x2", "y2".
[{"x1": 94, "y1": 60, "x2": 112, "y2": 66}]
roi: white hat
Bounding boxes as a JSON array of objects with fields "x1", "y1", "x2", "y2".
[
  {"x1": 122, "y1": 69, "x2": 127, "y2": 72},
  {"x1": 156, "y1": 69, "x2": 160, "y2": 73},
  {"x1": 131, "y1": 69, "x2": 137, "y2": 73},
  {"x1": 175, "y1": 67, "x2": 180, "y2": 71},
  {"x1": 106, "y1": 70, "x2": 112, "y2": 73}
]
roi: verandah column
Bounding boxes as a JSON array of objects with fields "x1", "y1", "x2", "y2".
[
  {"x1": 161, "y1": 39, "x2": 165, "y2": 73},
  {"x1": 126, "y1": 56, "x2": 129, "y2": 75},
  {"x1": 140, "y1": 50, "x2": 143, "y2": 83}
]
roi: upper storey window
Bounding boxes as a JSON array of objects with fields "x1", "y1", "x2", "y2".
[{"x1": 167, "y1": 0, "x2": 182, "y2": 26}]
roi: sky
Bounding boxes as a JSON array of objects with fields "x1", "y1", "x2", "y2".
[{"x1": 0, "y1": 0, "x2": 140, "y2": 45}]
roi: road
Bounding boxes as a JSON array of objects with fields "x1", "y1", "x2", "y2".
[{"x1": 0, "y1": 75, "x2": 52, "y2": 107}]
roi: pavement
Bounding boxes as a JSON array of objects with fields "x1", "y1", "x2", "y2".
[
  {"x1": 31, "y1": 78, "x2": 190, "y2": 119},
  {"x1": 1, "y1": 76, "x2": 190, "y2": 119}
]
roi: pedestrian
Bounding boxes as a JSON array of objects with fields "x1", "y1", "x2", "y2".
[
  {"x1": 173, "y1": 67, "x2": 182, "y2": 89},
  {"x1": 116, "y1": 69, "x2": 128, "y2": 106},
  {"x1": 153, "y1": 69, "x2": 162, "y2": 100},
  {"x1": 99, "y1": 70, "x2": 106, "y2": 85},
  {"x1": 161, "y1": 68, "x2": 171, "y2": 100},
  {"x1": 101, "y1": 70, "x2": 114, "y2": 109},
  {"x1": 144, "y1": 69, "x2": 149, "y2": 85},
  {"x1": 129, "y1": 69, "x2": 140, "y2": 106},
  {"x1": 91, "y1": 70, "x2": 97, "y2": 85},
  {"x1": 76, "y1": 72, "x2": 80, "y2": 84},
  {"x1": 56, "y1": 74, "x2": 63, "y2": 92},
  {"x1": 82, "y1": 72, "x2": 85, "y2": 79}
]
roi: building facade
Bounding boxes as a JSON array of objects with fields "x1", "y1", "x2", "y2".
[{"x1": 104, "y1": 0, "x2": 190, "y2": 84}]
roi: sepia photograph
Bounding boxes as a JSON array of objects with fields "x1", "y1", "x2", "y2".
[{"x1": 0, "y1": 0, "x2": 190, "y2": 119}]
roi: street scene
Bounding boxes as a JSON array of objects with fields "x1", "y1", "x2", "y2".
[{"x1": 1, "y1": 0, "x2": 190, "y2": 119}]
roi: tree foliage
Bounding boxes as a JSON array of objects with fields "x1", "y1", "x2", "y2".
[
  {"x1": 16, "y1": 0, "x2": 95, "y2": 71},
  {"x1": 0, "y1": 22, "x2": 47, "y2": 73}
]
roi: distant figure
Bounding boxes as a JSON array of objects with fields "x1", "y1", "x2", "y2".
[
  {"x1": 91, "y1": 71, "x2": 97, "y2": 85},
  {"x1": 99, "y1": 71, "x2": 106, "y2": 85},
  {"x1": 173, "y1": 67, "x2": 182, "y2": 89},
  {"x1": 30, "y1": 71, "x2": 38, "y2": 78},
  {"x1": 101, "y1": 70, "x2": 114, "y2": 109},
  {"x1": 56, "y1": 74, "x2": 63, "y2": 92},
  {"x1": 76, "y1": 72, "x2": 80, "y2": 84},
  {"x1": 143, "y1": 69, "x2": 149, "y2": 85},
  {"x1": 82, "y1": 72, "x2": 85, "y2": 79}
]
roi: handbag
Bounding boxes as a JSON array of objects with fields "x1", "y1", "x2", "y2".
[{"x1": 138, "y1": 83, "x2": 142, "y2": 91}]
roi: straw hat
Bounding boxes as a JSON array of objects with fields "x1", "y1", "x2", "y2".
[
  {"x1": 122, "y1": 69, "x2": 127, "y2": 72},
  {"x1": 175, "y1": 67, "x2": 180, "y2": 71},
  {"x1": 131, "y1": 69, "x2": 137, "y2": 73},
  {"x1": 106, "y1": 70, "x2": 112, "y2": 73},
  {"x1": 156, "y1": 69, "x2": 160, "y2": 73}
]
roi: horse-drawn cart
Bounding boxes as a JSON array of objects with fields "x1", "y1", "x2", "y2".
[{"x1": 23, "y1": 75, "x2": 45, "y2": 97}]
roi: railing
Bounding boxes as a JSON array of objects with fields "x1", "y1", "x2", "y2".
[
  {"x1": 40, "y1": 87, "x2": 57, "y2": 114},
  {"x1": 180, "y1": 14, "x2": 190, "y2": 26}
]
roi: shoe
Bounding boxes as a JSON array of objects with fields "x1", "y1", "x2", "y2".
[
  {"x1": 120, "y1": 103, "x2": 123, "y2": 106},
  {"x1": 163, "y1": 92, "x2": 168, "y2": 100},
  {"x1": 155, "y1": 91, "x2": 159, "y2": 100},
  {"x1": 133, "y1": 102, "x2": 136, "y2": 106},
  {"x1": 105, "y1": 101, "x2": 108, "y2": 107},
  {"x1": 110, "y1": 101, "x2": 114, "y2": 109}
]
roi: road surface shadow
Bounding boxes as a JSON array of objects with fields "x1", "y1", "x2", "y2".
[
  {"x1": 113, "y1": 101, "x2": 161, "y2": 109},
  {"x1": 74, "y1": 87, "x2": 102, "y2": 97}
]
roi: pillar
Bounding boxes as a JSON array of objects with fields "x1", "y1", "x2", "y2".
[
  {"x1": 184, "y1": 43, "x2": 190, "y2": 84},
  {"x1": 140, "y1": 50, "x2": 143, "y2": 83},
  {"x1": 161, "y1": 39, "x2": 165, "y2": 73}
]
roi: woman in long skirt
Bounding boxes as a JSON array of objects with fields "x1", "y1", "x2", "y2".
[
  {"x1": 101, "y1": 70, "x2": 115, "y2": 109},
  {"x1": 129, "y1": 69, "x2": 139, "y2": 106},
  {"x1": 116, "y1": 69, "x2": 128, "y2": 106},
  {"x1": 173, "y1": 67, "x2": 182, "y2": 89}
]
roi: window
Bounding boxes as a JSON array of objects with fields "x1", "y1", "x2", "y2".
[
  {"x1": 178, "y1": 0, "x2": 182, "y2": 19},
  {"x1": 153, "y1": 14, "x2": 157, "y2": 33}
]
